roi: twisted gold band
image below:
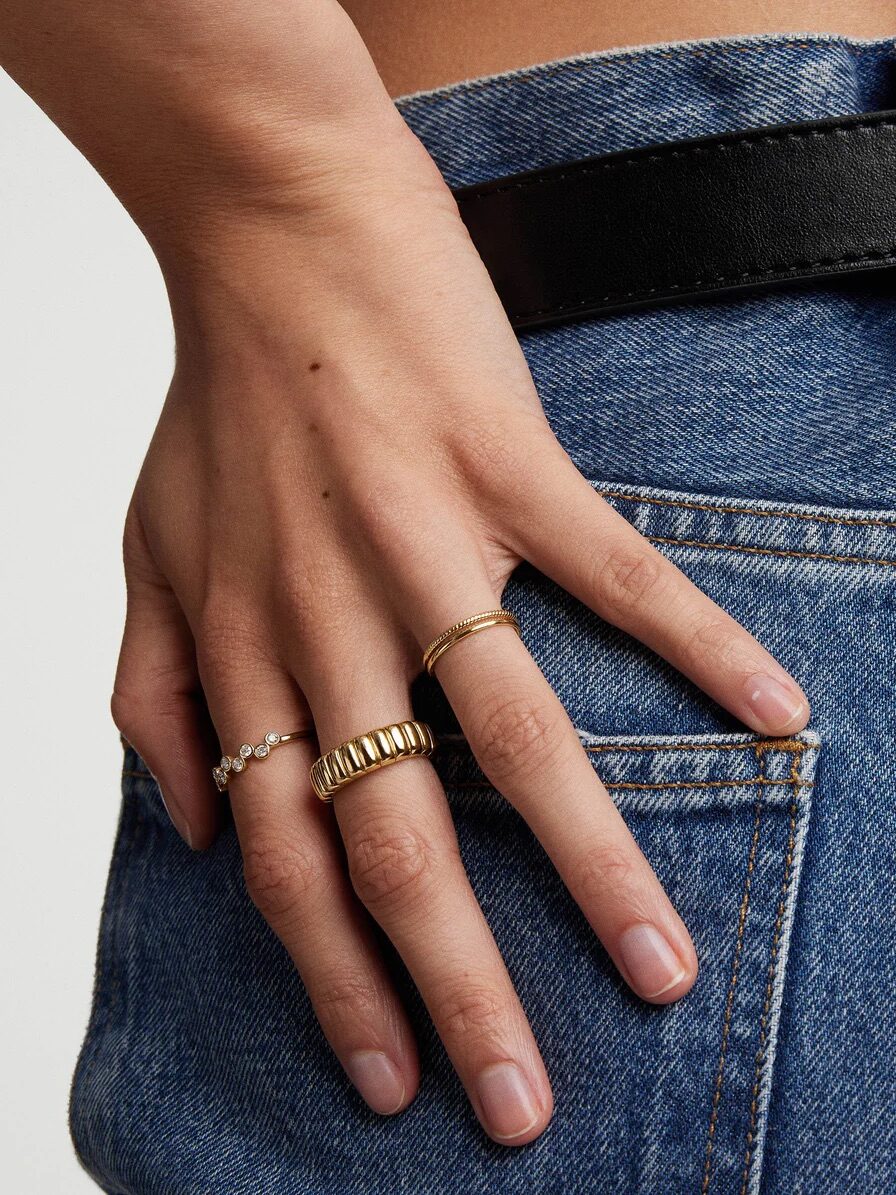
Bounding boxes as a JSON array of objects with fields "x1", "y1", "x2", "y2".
[
  {"x1": 212, "y1": 729, "x2": 313, "y2": 792},
  {"x1": 310, "y1": 719, "x2": 436, "y2": 802},
  {"x1": 422, "y1": 609, "x2": 521, "y2": 675}
]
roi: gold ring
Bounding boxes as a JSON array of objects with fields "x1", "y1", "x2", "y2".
[
  {"x1": 422, "y1": 609, "x2": 521, "y2": 675},
  {"x1": 213, "y1": 729, "x2": 314, "y2": 791},
  {"x1": 310, "y1": 719, "x2": 436, "y2": 802}
]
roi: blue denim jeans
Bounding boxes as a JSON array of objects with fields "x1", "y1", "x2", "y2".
[{"x1": 70, "y1": 32, "x2": 896, "y2": 1194}]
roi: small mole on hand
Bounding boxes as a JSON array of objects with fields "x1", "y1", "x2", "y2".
[
  {"x1": 308, "y1": 422, "x2": 318, "y2": 433},
  {"x1": 309, "y1": 361, "x2": 321, "y2": 372},
  {"x1": 321, "y1": 490, "x2": 330, "y2": 499}
]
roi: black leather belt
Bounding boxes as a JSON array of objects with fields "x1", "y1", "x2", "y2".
[{"x1": 452, "y1": 110, "x2": 896, "y2": 332}]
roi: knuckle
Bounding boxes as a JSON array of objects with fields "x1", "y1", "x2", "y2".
[
  {"x1": 313, "y1": 970, "x2": 387, "y2": 1028},
  {"x1": 574, "y1": 841, "x2": 640, "y2": 907},
  {"x1": 110, "y1": 688, "x2": 141, "y2": 743},
  {"x1": 273, "y1": 553, "x2": 354, "y2": 635},
  {"x1": 596, "y1": 545, "x2": 668, "y2": 617},
  {"x1": 195, "y1": 599, "x2": 272, "y2": 681},
  {"x1": 242, "y1": 837, "x2": 323, "y2": 921},
  {"x1": 474, "y1": 692, "x2": 564, "y2": 786},
  {"x1": 346, "y1": 819, "x2": 439, "y2": 913},
  {"x1": 348, "y1": 472, "x2": 419, "y2": 556},
  {"x1": 685, "y1": 616, "x2": 744, "y2": 669},
  {"x1": 437, "y1": 980, "x2": 508, "y2": 1044}
]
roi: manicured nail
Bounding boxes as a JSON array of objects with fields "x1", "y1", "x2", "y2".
[
  {"x1": 345, "y1": 1050, "x2": 406, "y2": 1115},
  {"x1": 618, "y1": 923, "x2": 687, "y2": 999},
  {"x1": 745, "y1": 674, "x2": 808, "y2": 732},
  {"x1": 476, "y1": 1061, "x2": 540, "y2": 1140},
  {"x1": 158, "y1": 787, "x2": 193, "y2": 849}
]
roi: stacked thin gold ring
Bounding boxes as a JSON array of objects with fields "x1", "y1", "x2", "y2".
[
  {"x1": 212, "y1": 610, "x2": 521, "y2": 802},
  {"x1": 310, "y1": 719, "x2": 436, "y2": 802},
  {"x1": 422, "y1": 608, "x2": 521, "y2": 675}
]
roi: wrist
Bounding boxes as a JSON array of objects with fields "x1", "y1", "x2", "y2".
[{"x1": 153, "y1": 116, "x2": 459, "y2": 359}]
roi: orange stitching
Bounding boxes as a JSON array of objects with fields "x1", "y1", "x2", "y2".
[
  {"x1": 443, "y1": 777, "x2": 810, "y2": 792},
  {"x1": 648, "y1": 535, "x2": 896, "y2": 567},
  {"x1": 598, "y1": 490, "x2": 896, "y2": 529},
  {"x1": 582, "y1": 739, "x2": 808, "y2": 756},
  {"x1": 437, "y1": 737, "x2": 810, "y2": 756},
  {"x1": 701, "y1": 747, "x2": 766, "y2": 1194},
  {"x1": 739, "y1": 751, "x2": 803, "y2": 1194}
]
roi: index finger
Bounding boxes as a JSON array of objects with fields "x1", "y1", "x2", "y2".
[{"x1": 506, "y1": 458, "x2": 810, "y2": 737}]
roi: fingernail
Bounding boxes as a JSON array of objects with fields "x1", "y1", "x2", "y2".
[
  {"x1": 745, "y1": 674, "x2": 808, "y2": 732},
  {"x1": 618, "y1": 923, "x2": 687, "y2": 999},
  {"x1": 345, "y1": 1050, "x2": 406, "y2": 1115},
  {"x1": 158, "y1": 787, "x2": 193, "y2": 849},
  {"x1": 476, "y1": 1061, "x2": 540, "y2": 1140}
]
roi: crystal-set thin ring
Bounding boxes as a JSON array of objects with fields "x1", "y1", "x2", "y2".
[
  {"x1": 422, "y1": 609, "x2": 521, "y2": 675},
  {"x1": 212, "y1": 730, "x2": 313, "y2": 792}
]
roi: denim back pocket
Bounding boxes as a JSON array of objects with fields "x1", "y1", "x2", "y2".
[
  {"x1": 433, "y1": 731, "x2": 819, "y2": 1195},
  {"x1": 71, "y1": 732, "x2": 818, "y2": 1195}
]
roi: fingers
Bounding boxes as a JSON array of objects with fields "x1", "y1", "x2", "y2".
[
  {"x1": 508, "y1": 458, "x2": 809, "y2": 736},
  {"x1": 304, "y1": 653, "x2": 554, "y2": 1145},
  {"x1": 422, "y1": 616, "x2": 698, "y2": 1005},
  {"x1": 197, "y1": 649, "x2": 421, "y2": 1118},
  {"x1": 112, "y1": 508, "x2": 219, "y2": 849}
]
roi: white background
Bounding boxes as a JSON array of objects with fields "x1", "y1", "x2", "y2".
[{"x1": 1, "y1": 70, "x2": 173, "y2": 1191}]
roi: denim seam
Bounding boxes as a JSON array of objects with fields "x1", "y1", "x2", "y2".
[
  {"x1": 581, "y1": 739, "x2": 809, "y2": 755},
  {"x1": 598, "y1": 490, "x2": 896, "y2": 529},
  {"x1": 123, "y1": 739, "x2": 811, "y2": 782},
  {"x1": 396, "y1": 35, "x2": 893, "y2": 109},
  {"x1": 701, "y1": 746, "x2": 768, "y2": 1193},
  {"x1": 121, "y1": 768, "x2": 807, "y2": 793},
  {"x1": 436, "y1": 737, "x2": 810, "y2": 755},
  {"x1": 648, "y1": 536, "x2": 896, "y2": 567},
  {"x1": 441, "y1": 777, "x2": 808, "y2": 792},
  {"x1": 70, "y1": 788, "x2": 144, "y2": 1195},
  {"x1": 740, "y1": 753, "x2": 802, "y2": 1194}
]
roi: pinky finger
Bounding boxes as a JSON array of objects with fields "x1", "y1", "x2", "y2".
[{"x1": 111, "y1": 509, "x2": 219, "y2": 849}]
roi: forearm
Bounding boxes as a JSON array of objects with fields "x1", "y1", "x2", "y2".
[{"x1": 0, "y1": 1, "x2": 423, "y2": 263}]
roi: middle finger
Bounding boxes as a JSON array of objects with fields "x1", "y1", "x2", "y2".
[{"x1": 303, "y1": 646, "x2": 555, "y2": 1145}]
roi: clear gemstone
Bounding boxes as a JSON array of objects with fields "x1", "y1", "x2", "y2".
[
  {"x1": 220, "y1": 756, "x2": 232, "y2": 772},
  {"x1": 254, "y1": 743, "x2": 270, "y2": 758},
  {"x1": 212, "y1": 767, "x2": 227, "y2": 790},
  {"x1": 265, "y1": 731, "x2": 280, "y2": 746},
  {"x1": 239, "y1": 743, "x2": 253, "y2": 758},
  {"x1": 232, "y1": 756, "x2": 246, "y2": 772}
]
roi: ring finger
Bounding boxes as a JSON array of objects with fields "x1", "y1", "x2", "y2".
[{"x1": 198, "y1": 647, "x2": 420, "y2": 1116}]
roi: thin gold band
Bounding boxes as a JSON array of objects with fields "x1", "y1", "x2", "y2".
[
  {"x1": 212, "y1": 729, "x2": 313, "y2": 792},
  {"x1": 422, "y1": 609, "x2": 521, "y2": 675},
  {"x1": 310, "y1": 719, "x2": 436, "y2": 802}
]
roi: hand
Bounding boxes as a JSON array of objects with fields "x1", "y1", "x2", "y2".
[{"x1": 112, "y1": 115, "x2": 810, "y2": 1146}]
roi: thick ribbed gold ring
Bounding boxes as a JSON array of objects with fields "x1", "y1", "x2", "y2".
[
  {"x1": 310, "y1": 719, "x2": 436, "y2": 802},
  {"x1": 213, "y1": 729, "x2": 314, "y2": 791},
  {"x1": 422, "y1": 609, "x2": 521, "y2": 675}
]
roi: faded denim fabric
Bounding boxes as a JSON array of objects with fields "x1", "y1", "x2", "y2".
[{"x1": 71, "y1": 32, "x2": 896, "y2": 1194}]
